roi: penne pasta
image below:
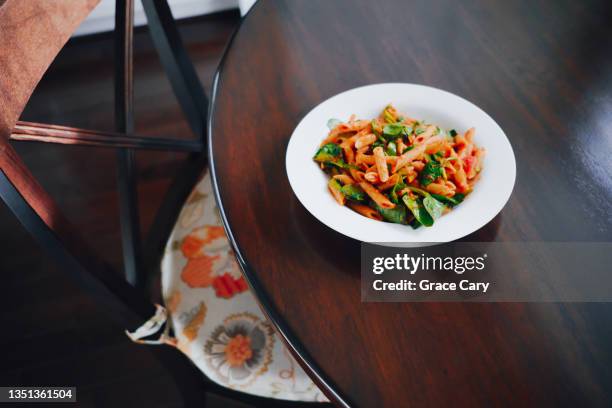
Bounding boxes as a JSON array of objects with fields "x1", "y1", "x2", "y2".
[
  {"x1": 414, "y1": 124, "x2": 438, "y2": 144},
  {"x1": 341, "y1": 141, "x2": 355, "y2": 164},
  {"x1": 357, "y1": 153, "x2": 398, "y2": 166},
  {"x1": 426, "y1": 180, "x2": 457, "y2": 197},
  {"x1": 378, "y1": 173, "x2": 400, "y2": 190},
  {"x1": 348, "y1": 203, "x2": 383, "y2": 221},
  {"x1": 328, "y1": 183, "x2": 346, "y2": 205},
  {"x1": 349, "y1": 168, "x2": 366, "y2": 183},
  {"x1": 359, "y1": 181, "x2": 395, "y2": 209},
  {"x1": 394, "y1": 144, "x2": 426, "y2": 172},
  {"x1": 333, "y1": 174, "x2": 355, "y2": 185},
  {"x1": 396, "y1": 138, "x2": 407, "y2": 154},
  {"x1": 364, "y1": 172, "x2": 380, "y2": 183},
  {"x1": 355, "y1": 134, "x2": 377, "y2": 149},
  {"x1": 373, "y1": 146, "x2": 389, "y2": 182}
]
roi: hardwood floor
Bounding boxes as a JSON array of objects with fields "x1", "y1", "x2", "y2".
[{"x1": 0, "y1": 10, "x2": 248, "y2": 407}]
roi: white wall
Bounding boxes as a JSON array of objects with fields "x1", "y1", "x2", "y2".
[{"x1": 73, "y1": 0, "x2": 239, "y2": 37}]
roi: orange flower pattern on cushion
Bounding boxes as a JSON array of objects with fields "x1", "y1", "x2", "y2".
[
  {"x1": 180, "y1": 225, "x2": 226, "y2": 258},
  {"x1": 213, "y1": 273, "x2": 248, "y2": 298},
  {"x1": 204, "y1": 312, "x2": 274, "y2": 385},
  {"x1": 180, "y1": 225, "x2": 244, "y2": 295},
  {"x1": 181, "y1": 255, "x2": 220, "y2": 288},
  {"x1": 225, "y1": 334, "x2": 253, "y2": 367}
]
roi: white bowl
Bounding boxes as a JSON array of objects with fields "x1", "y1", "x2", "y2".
[{"x1": 285, "y1": 83, "x2": 516, "y2": 246}]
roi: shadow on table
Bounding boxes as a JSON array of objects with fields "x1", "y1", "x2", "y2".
[
  {"x1": 291, "y1": 199, "x2": 503, "y2": 280},
  {"x1": 291, "y1": 199, "x2": 361, "y2": 277},
  {"x1": 459, "y1": 212, "x2": 503, "y2": 242}
]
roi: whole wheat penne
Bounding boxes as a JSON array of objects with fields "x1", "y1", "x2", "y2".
[
  {"x1": 423, "y1": 134, "x2": 447, "y2": 152},
  {"x1": 341, "y1": 141, "x2": 355, "y2": 164},
  {"x1": 412, "y1": 161, "x2": 425, "y2": 171},
  {"x1": 426, "y1": 180, "x2": 457, "y2": 197},
  {"x1": 347, "y1": 203, "x2": 383, "y2": 221},
  {"x1": 359, "y1": 181, "x2": 395, "y2": 209},
  {"x1": 378, "y1": 173, "x2": 399, "y2": 190},
  {"x1": 321, "y1": 120, "x2": 370, "y2": 146},
  {"x1": 373, "y1": 146, "x2": 389, "y2": 182},
  {"x1": 464, "y1": 127, "x2": 475, "y2": 143},
  {"x1": 355, "y1": 134, "x2": 377, "y2": 149},
  {"x1": 356, "y1": 152, "x2": 373, "y2": 165},
  {"x1": 453, "y1": 162, "x2": 469, "y2": 192},
  {"x1": 413, "y1": 124, "x2": 437, "y2": 144},
  {"x1": 357, "y1": 153, "x2": 398, "y2": 166},
  {"x1": 348, "y1": 169, "x2": 365, "y2": 183},
  {"x1": 394, "y1": 144, "x2": 426, "y2": 172},
  {"x1": 329, "y1": 184, "x2": 346, "y2": 205},
  {"x1": 333, "y1": 174, "x2": 355, "y2": 185},
  {"x1": 396, "y1": 138, "x2": 407, "y2": 154},
  {"x1": 364, "y1": 172, "x2": 380, "y2": 183}
]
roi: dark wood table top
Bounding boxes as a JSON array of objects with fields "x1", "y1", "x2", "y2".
[{"x1": 209, "y1": 0, "x2": 612, "y2": 406}]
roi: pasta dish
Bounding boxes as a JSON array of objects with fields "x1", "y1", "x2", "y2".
[{"x1": 313, "y1": 105, "x2": 484, "y2": 228}]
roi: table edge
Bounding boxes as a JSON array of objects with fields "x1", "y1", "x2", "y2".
[{"x1": 206, "y1": 3, "x2": 352, "y2": 407}]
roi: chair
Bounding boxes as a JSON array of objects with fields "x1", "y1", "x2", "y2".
[{"x1": 0, "y1": 0, "x2": 329, "y2": 406}]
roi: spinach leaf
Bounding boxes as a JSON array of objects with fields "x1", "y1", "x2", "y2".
[
  {"x1": 453, "y1": 193, "x2": 466, "y2": 203},
  {"x1": 374, "y1": 202, "x2": 407, "y2": 224},
  {"x1": 327, "y1": 118, "x2": 343, "y2": 130},
  {"x1": 386, "y1": 141, "x2": 397, "y2": 156},
  {"x1": 405, "y1": 186, "x2": 447, "y2": 219},
  {"x1": 383, "y1": 123, "x2": 404, "y2": 137},
  {"x1": 314, "y1": 143, "x2": 342, "y2": 162},
  {"x1": 328, "y1": 178, "x2": 342, "y2": 193},
  {"x1": 401, "y1": 125, "x2": 413, "y2": 137},
  {"x1": 372, "y1": 140, "x2": 385, "y2": 149},
  {"x1": 430, "y1": 193, "x2": 465, "y2": 207},
  {"x1": 406, "y1": 186, "x2": 428, "y2": 196},
  {"x1": 419, "y1": 160, "x2": 443, "y2": 186},
  {"x1": 383, "y1": 106, "x2": 397, "y2": 123},
  {"x1": 324, "y1": 159, "x2": 359, "y2": 170},
  {"x1": 390, "y1": 181, "x2": 407, "y2": 204},
  {"x1": 423, "y1": 195, "x2": 445, "y2": 220},
  {"x1": 402, "y1": 195, "x2": 434, "y2": 227},
  {"x1": 383, "y1": 123, "x2": 412, "y2": 141},
  {"x1": 371, "y1": 120, "x2": 383, "y2": 137},
  {"x1": 341, "y1": 184, "x2": 366, "y2": 201}
]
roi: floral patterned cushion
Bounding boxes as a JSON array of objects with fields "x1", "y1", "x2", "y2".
[{"x1": 159, "y1": 171, "x2": 327, "y2": 402}]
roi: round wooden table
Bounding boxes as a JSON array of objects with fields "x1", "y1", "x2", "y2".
[{"x1": 209, "y1": 0, "x2": 612, "y2": 406}]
